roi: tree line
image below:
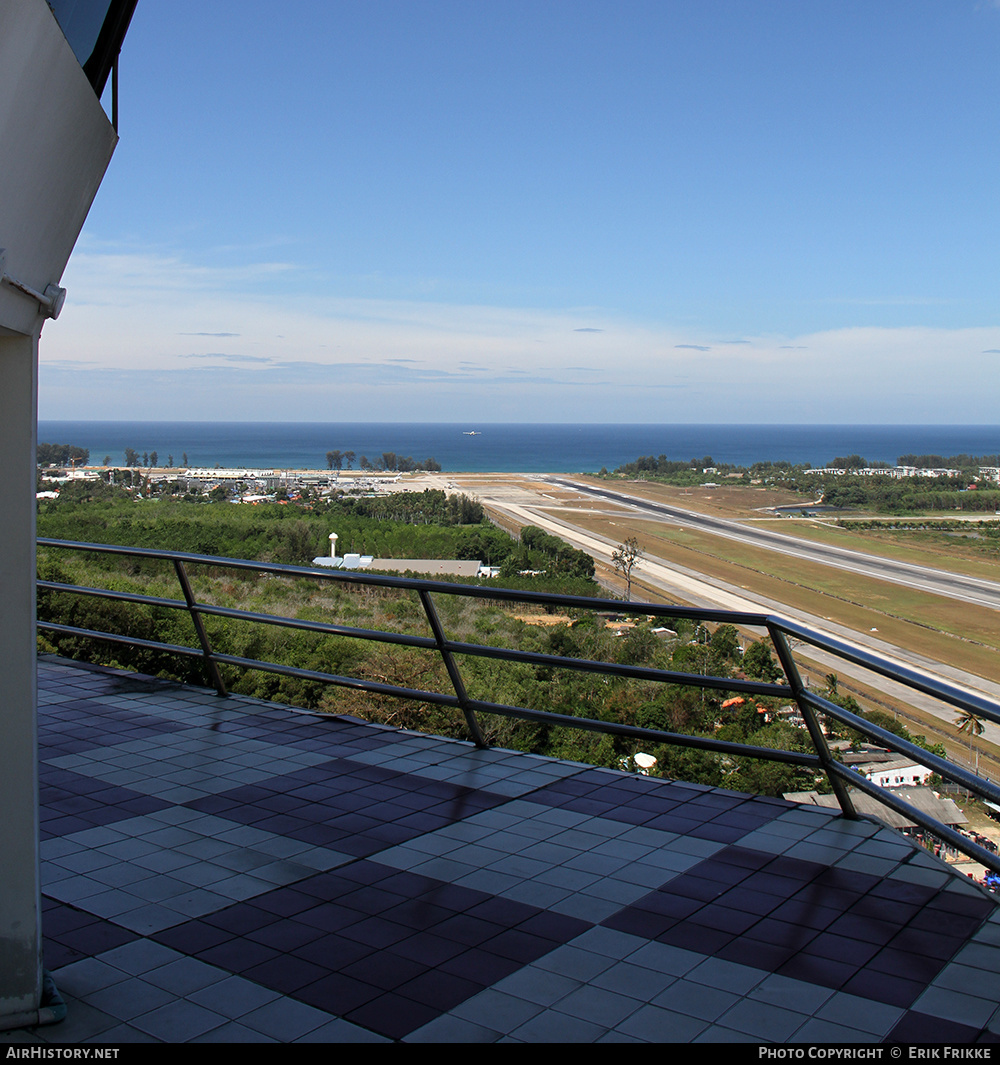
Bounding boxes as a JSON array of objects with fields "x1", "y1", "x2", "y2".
[
  {"x1": 326, "y1": 449, "x2": 442, "y2": 472},
  {"x1": 38, "y1": 442, "x2": 89, "y2": 467}
]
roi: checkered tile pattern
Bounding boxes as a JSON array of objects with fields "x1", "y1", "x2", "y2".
[{"x1": 3, "y1": 656, "x2": 999, "y2": 1043}]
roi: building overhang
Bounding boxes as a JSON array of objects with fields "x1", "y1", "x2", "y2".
[{"x1": 0, "y1": 0, "x2": 119, "y2": 338}]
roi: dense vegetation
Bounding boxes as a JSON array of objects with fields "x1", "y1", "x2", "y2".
[
  {"x1": 35, "y1": 489, "x2": 829, "y2": 795},
  {"x1": 38, "y1": 442, "x2": 89, "y2": 466},
  {"x1": 326, "y1": 449, "x2": 441, "y2": 472}
]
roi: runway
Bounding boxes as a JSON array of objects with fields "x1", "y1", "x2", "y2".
[
  {"x1": 461, "y1": 475, "x2": 1000, "y2": 748},
  {"x1": 549, "y1": 478, "x2": 1000, "y2": 612}
]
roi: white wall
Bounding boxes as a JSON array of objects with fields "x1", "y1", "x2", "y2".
[{"x1": 0, "y1": 0, "x2": 118, "y2": 1025}]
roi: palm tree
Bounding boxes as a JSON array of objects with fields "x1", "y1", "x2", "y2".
[{"x1": 955, "y1": 709, "x2": 985, "y2": 776}]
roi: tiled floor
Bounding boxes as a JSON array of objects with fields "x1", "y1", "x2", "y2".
[{"x1": 4, "y1": 655, "x2": 1000, "y2": 1043}]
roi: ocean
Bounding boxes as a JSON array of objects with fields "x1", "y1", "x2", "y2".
[{"x1": 36, "y1": 421, "x2": 1000, "y2": 474}]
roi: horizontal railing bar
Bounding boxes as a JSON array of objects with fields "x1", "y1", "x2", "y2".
[
  {"x1": 466, "y1": 699, "x2": 822, "y2": 766},
  {"x1": 772, "y1": 615, "x2": 1000, "y2": 724},
  {"x1": 443, "y1": 638, "x2": 794, "y2": 698},
  {"x1": 206, "y1": 653, "x2": 463, "y2": 707},
  {"x1": 38, "y1": 621, "x2": 207, "y2": 659},
  {"x1": 39, "y1": 579, "x2": 441, "y2": 651},
  {"x1": 800, "y1": 689, "x2": 1000, "y2": 807},
  {"x1": 38, "y1": 580, "x2": 190, "y2": 612},
  {"x1": 38, "y1": 538, "x2": 772, "y2": 625},
  {"x1": 156, "y1": 651, "x2": 822, "y2": 767},
  {"x1": 38, "y1": 578, "x2": 442, "y2": 651},
  {"x1": 826, "y1": 762, "x2": 1000, "y2": 877},
  {"x1": 192, "y1": 603, "x2": 439, "y2": 650}
]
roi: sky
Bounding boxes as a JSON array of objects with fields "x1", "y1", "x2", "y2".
[{"x1": 39, "y1": 1, "x2": 1000, "y2": 424}]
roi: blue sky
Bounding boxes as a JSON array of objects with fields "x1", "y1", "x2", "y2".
[{"x1": 41, "y1": 1, "x2": 1000, "y2": 423}]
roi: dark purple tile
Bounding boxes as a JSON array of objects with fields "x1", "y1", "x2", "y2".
[
  {"x1": 341, "y1": 950, "x2": 428, "y2": 991},
  {"x1": 689, "y1": 903, "x2": 763, "y2": 936},
  {"x1": 868, "y1": 879, "x2": 937, "y2": 906},
  {"x1": 601, "y1": 907, "x2": 677, "y2": 940},
  {"x1": 766, "y1": 898, "x2": 841, "y2": 932},
  {"x1": 155, "y1": 920, "x2": 234, "y2": 954},
  {"x1": 632, "y1": 891, "x2": 705, "y2": 920},
  {"x1": 440, "y1": 946, "x2": 525, "y2": 985},
  {"x1": 842, "y1": 968, "x2": 926, "y2": 1008},
  {"x1": 252, "y1": 888, "x2": 321, "y2": 919},
  {"x1": 247, "y1": 919, "x2": 323, "y2": 952},
  {"x1": 825, "y1": 913, "x2": 901, "y2": 946},
  {"x1": 48, "y1": 915, "x2": 138, "y2": 957},
  {"x1": 690, "y1": 823, "x2": 744, "y2": 844},
  {"x1": 203, "y1": 904, "x2": 281, "y2": 936},
  {"x1": 340, "y1": 916, "x2": 416, "y2": 949},
  {"x1": 776, "y1": 951, "x2": 858, "y2": 990},
  {"x1": 764, "y1": 855, "x2": 826, "y2": 882},
  {"x1": 338, "y1": 886, "x2": 409, "y2": 915},
  {"x1": 516, "y1": 910, "x2": 591, "y2": 943},
  {"x1": 849, "y1": 895, "x2": 920, "y2": 924},
  {"x1": 345, "y1": 991, "x2": 441, "y2": 1041},
  {"x1": 197, "y1": 938, "x2": 281, "y2": 973},
  {"x1": 480, "y1": 928, "x2": 553, "y2": 964},
  {"x1": 296, "y1": 972, "x2": 383, "y2": 1014},
  {"x1": 392, "y1": 932, "x2": 469, "y2": 968},
  {"x1": 658, "y1": 921, "x2": 735, "y2": 954},
  {"x1": 886, "y1": 1010, "x2": 983, "y2": 1044},
  {"x1": 803, "y1": 931, "x2": 881, "y2": 967},
  {"x1": 742, "y1": 917, "x2": 819, "y2": 952},
  {"x1": 868, "y1": 944, "x2": 949, "y2": 983},
  {"x1": 244, "y1": 953, "x2": 329, "y2": 993},
  {"x1": 716, "y1": 937, "x2": 796, "y2": 970},
  {"x1": 435, "y1": 913, "x2": 506, "y2": 947},
  {"x1": 296, "y1": 902, "x2": 366, "y2": 934},
  {"x1": 466, "y1": 896, "x2": 537, "y2": 926},
  {"x1": 663, "y1": 874, "x2": 730, "y2": 903},
  {"x1": 888, "y1": 924, "x2": 966, "y2": 961},
  {"x1": 293, "y1": 932, "x2": 372, "y2": 969},
  {"x1": 398, "y1": 968, "x2": 486, "y2": 1011}
]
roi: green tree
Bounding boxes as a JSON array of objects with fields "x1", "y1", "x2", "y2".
[{"x1": 743, "y1": 639, "x2": 782, "y2": 682}]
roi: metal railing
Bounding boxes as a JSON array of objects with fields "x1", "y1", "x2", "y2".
[{"x1": 36, "y1": 537, "x2": 1000, "y2": 876}]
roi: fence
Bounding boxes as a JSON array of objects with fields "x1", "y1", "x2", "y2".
[{"x1": 36, "y1": 537, "x2": 1000, "y2": 875}]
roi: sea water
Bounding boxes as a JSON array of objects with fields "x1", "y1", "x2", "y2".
[{"x1": 37, "y1": 421, "x2": 1000, "y2": 474}]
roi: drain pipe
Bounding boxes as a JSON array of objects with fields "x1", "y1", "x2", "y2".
[{"x1": 1, "y1": 972, "x2": 67, "y2": 1030}]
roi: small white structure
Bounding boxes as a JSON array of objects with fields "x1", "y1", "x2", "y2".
[{"x1": 859, "y1": 758, "x2": 934, "y2": 788}]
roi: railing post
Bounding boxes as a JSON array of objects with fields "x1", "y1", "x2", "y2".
[
  {"x1": 172, "y1": 559, "x2": 227, "y2": 697},
  {"x1": 769, "y1": 624, "x2": 857, "y2": 819},
  {"x1": 418, "y1": 589, "x2": 487, "y2": 748}
]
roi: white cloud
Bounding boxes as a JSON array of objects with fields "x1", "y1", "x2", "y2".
[{"x1": 39, "y1": 246, "x2": 1000, "y2": 423}]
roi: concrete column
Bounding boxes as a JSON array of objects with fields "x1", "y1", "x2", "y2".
[{"x1": 0, "y1": 330, "x2": 41, "y2": 1024}]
